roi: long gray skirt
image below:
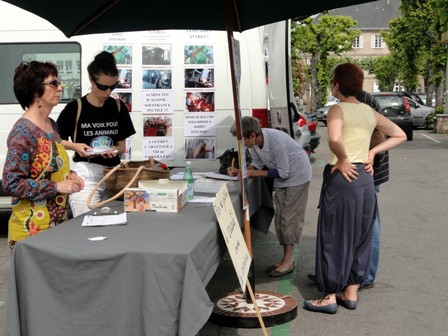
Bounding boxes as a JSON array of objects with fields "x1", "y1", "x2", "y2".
[{"x1": 315, "y1": 164, "x2": 376, "y2": 295}]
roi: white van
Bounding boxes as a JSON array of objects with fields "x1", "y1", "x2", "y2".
[
  {"x1": 0, "y1": 1, "x2": 277, "y2": 172},
  {"x1": 0, "y1": 3, "x2": 303, "y2": 216}
]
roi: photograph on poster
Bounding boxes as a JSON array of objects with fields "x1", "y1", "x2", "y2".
[
  {"x1": 142, "y1": 69, "x2": 172, "y2": 89},
  {"x1": 117, "y1": 68, "x2": 132, "y2": 89},
  {"x1": 185, "y1": 68, "x2": 214, "y2": 88},
  {"x1": 142, "y1": 45, "x2": 172, "y2": 65},
  {"x1": 185, "y1": 92, "x2": 215, "y2": 112},
  {"x1": 184, "y1": 138, "x2": 216, "y2": 159},
  {"x1": 184, "y1": 45, "x2": 214, "y2": 65},
  {"x1": 143, "y1": 115, "x2": 173, "y2": 137},
  {"x1": 103, "y1": 45, "x2": 133, "y2": 65},
  {"x1": 121, "y1": 137, "x2": 133, "y2": 160},
  {"x1": 112, "y1": 92, "x2": 132, "y2": 112}
]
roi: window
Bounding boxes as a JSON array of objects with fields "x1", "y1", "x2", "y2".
[
  {"x1": 0, "y1": 42, "x2": 81, "y2": 103},
  {"x1": 65, "y1": 60, "x2": 73, "y2": 74},
  {"x1": 56, "y1": 60, "x2": 64, "y2": 73},
  {"x1": 371, "y1": 35, "x2": 385, "y2": 48},
  {"x1": 352, "y1": 36, "x2": 363, "y2": 49}
]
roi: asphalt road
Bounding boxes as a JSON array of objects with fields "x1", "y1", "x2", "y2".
[{"x1": 1, "y1": 127, "x2": 448, "y2": 336}]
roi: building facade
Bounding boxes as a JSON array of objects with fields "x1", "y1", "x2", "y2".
[{"x1": 329, "y1": 0, "x2": 401, "y2": 92}]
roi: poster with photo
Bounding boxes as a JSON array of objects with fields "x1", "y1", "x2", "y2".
[
  {"x1": 142, "y1": 30, "x2": 173, "y2": 43},
  {"x1": 143, "y1": 137, "x2": 175, "y2": 161},
  {"x1": 184, "y1": 68, "x2": 214, "y2": 88},
  {"x1": 184, "y1": 137, "x2": 216, "y2": 160},
  {"x1": 142, "y1": 45, "x2": 172, "y2": 65},
  {"x1": 184, "y1": 30, "x2": 214, "y2": 44},
  {"x1": 117, "y1": 68, "x2": 132, "y2": 89},
  {"x1": 185, "y1": 92, "x2": 215, "y2": 112},
  {"x1": 143, "y1": 115, "x2": 173, "y2": 137},
  {"x1": 142, "y1": 69, "x2": 172, "y2": 89},
  {"x1": 184, "y1": 113, "x2": 215, "y2": 137},
  {"x1": 184, "y1": 45, "x2": 214, "y2": 65},
  {"x1": 111, "y1": 92, "x2": 132, "y2": 112},
  {"x1": 103, "y1": 45, "x2": 133, "y2": 65},
  {"x1": 141, "y1": 91, "x2": 173, "y2": 114},
  {"x1": 120, "y1": 137, "x2": 133, "y2": 160},
  {"x1": 101, "y1": 32, "x2": 134, "y2": 44}
]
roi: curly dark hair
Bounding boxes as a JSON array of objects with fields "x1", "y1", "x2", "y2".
[
  {"x1": 87, "y1": 51, "x2": 118, "y2": 81},
  {"x1": 332, "y1": 63, "x2": 364, "y2": 97},
  {"x1": 13, "y1": 61, "x2": 58, "y2": 110}
]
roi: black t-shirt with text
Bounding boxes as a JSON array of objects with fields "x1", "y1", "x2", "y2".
[{"x1": 57, "y1": 96, "x2": 136, "y2": 167}]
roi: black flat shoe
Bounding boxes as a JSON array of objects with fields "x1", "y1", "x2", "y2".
[
  {"x1": 269, "y1": 264, "x2": 295, "y2": 277},
  {"x1": 307, "y1": 273, "x2": 316, "y2": 282},
  {"x1": 336, "y1": 294, "x2": 358, "y2": 310},
  {"x1": 265, "y1": 264, "x2": 277, "y2": 273},
  {"x1": 303, "y1": 300, "x2": 338, "y2": 314},
  {"x1": 358, "y1": 282, "x2": 374, "y2": 292}
]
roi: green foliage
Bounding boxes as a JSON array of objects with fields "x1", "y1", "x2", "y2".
[
  {"x1": 291, "y1": 57, "x2": 307, "y2": 97},
  {"x1": 360, "y1": 56, "x2": 399, "y2": 91},
  {"x1": 434, "y1": 0, "x2": 448, "y2": 32},
  {"x1": 291, "y1": 14, "x2": 359, "y2": 110},
  {"x1": 383, "y1": 0, "x2": 447, "y2": 94},
  {"x1": 426, "y1": 105, "x2": 445, "y2": 130}
]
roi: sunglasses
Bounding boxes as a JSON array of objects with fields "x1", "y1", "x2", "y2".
[
  {"x1": 42, "y1": 79, "x2": 62, "y2": 88},
  {"x1": 93, "y1": 79, "x2": 118, "y2": 91}
]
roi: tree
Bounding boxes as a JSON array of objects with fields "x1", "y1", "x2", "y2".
[
  {"x1": 360, "y1": 56, "x2": 400, "y2": 91},
  {"x1": 382, "y1": 0, "x2": 446, "y2": 106},
  {"x1": 291, "y1": 14, "x2": 360, "y2": 112}
]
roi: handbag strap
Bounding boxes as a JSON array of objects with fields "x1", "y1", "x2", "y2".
[
  {"x1": 86, "y1": 163, "x2": 145, "y2": 209},
  {"x1": 73, "y1": 98, "x2": 82, "y2": 143}
]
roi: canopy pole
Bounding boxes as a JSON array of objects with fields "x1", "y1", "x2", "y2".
[{"x1": 69, "y1": 0, "x2": 119, "y2": 37}]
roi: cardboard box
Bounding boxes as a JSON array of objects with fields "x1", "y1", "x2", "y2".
[
  {"x1": 124, "y1": 188, "x2": 150, "y2": 212},
  {"x1": 138, "y1": 179, "x2": 188, "y2": 213}
]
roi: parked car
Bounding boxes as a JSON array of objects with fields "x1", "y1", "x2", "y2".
[
  {"x1": 291, "y1": 104, "x2": 320, "y2": 156},
  {"x1": 406, "y1": 97, "x2": 434, "y2": 128},
  {"x1": 315, "y1": 96, "x2": 339, "y2": 125},
  {"x1": 402, "y1": 91, "x2": 425, "y2": 105},
  {"x1": 301, "y1": 112, "x2": 321, "y2": 153},
  {"x1": 417, "y1": 93, "x2": 436, "y2": 107},
  {"x1": 371, "y1": 92, "x2": 413, "y2": 141}
]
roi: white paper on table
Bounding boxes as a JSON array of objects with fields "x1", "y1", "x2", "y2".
[
  {"x1": 170, "y1": 172, "x2": 209, "y2": 180},
  {"x1": 188, "y1": 196, "x2": 216, "y2": 203},
  {"x1": 202, "y1": 172, "x2": 239, "y2": 181},
  {"x1": 193, "y1": 179, "x2": 230, "y2": 194},
  {"x1": 88, "y1": 236, "x2": 108, "y2": 241},
  {"x1": 82, "y1": 213, "x2": 127, "y2": 227}
]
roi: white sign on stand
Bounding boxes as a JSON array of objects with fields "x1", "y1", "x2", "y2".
[{"x1": 213, "y1": 184, "x2": 252, "y2": 292}]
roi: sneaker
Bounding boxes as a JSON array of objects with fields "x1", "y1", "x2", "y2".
[{"x1": 358, "y1": 282, "x2": 375, "y2": 292}]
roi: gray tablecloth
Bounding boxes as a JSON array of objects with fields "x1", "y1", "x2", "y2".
[{"x1": 6, "y1": 177, "x2": 273, "y2": 336}]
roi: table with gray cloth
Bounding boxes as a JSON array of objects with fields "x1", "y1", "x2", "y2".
[{"x1": 6, "y1": 177, "x2": 273, "y2": 336}]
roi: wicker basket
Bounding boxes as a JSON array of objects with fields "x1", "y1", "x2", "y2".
[{"x1": 103, "y1": 159, "x2": 170, "y2": 195}]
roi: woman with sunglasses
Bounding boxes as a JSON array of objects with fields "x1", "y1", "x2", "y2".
[
  {"x1": 57, "y1": 51, "x2": 136, "y2": 217},
  {"x1": 2, "y1": 61, "x2": 85, "y2": 250}
]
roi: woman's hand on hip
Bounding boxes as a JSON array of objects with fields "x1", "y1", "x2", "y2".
[{"x1": 332, "y1": 158, "x2": 358, "y2": 183}]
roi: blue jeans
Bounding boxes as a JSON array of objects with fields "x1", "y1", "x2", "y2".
[{"x1": 363, "y1": 185, "x2": 381, "y2": 285}]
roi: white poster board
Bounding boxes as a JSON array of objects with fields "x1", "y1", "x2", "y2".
[{"x1": 213, "y1": 184, "x2": 252, "y2": 292}]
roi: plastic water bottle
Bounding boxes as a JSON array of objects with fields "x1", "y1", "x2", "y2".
[{"x1": 183, "y1": 161, "x2": 194, "y2": 200}]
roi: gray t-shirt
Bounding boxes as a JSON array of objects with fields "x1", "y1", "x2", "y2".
[{"x1": 249, "y1": 128, "x2": 312, "y2": 188}]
